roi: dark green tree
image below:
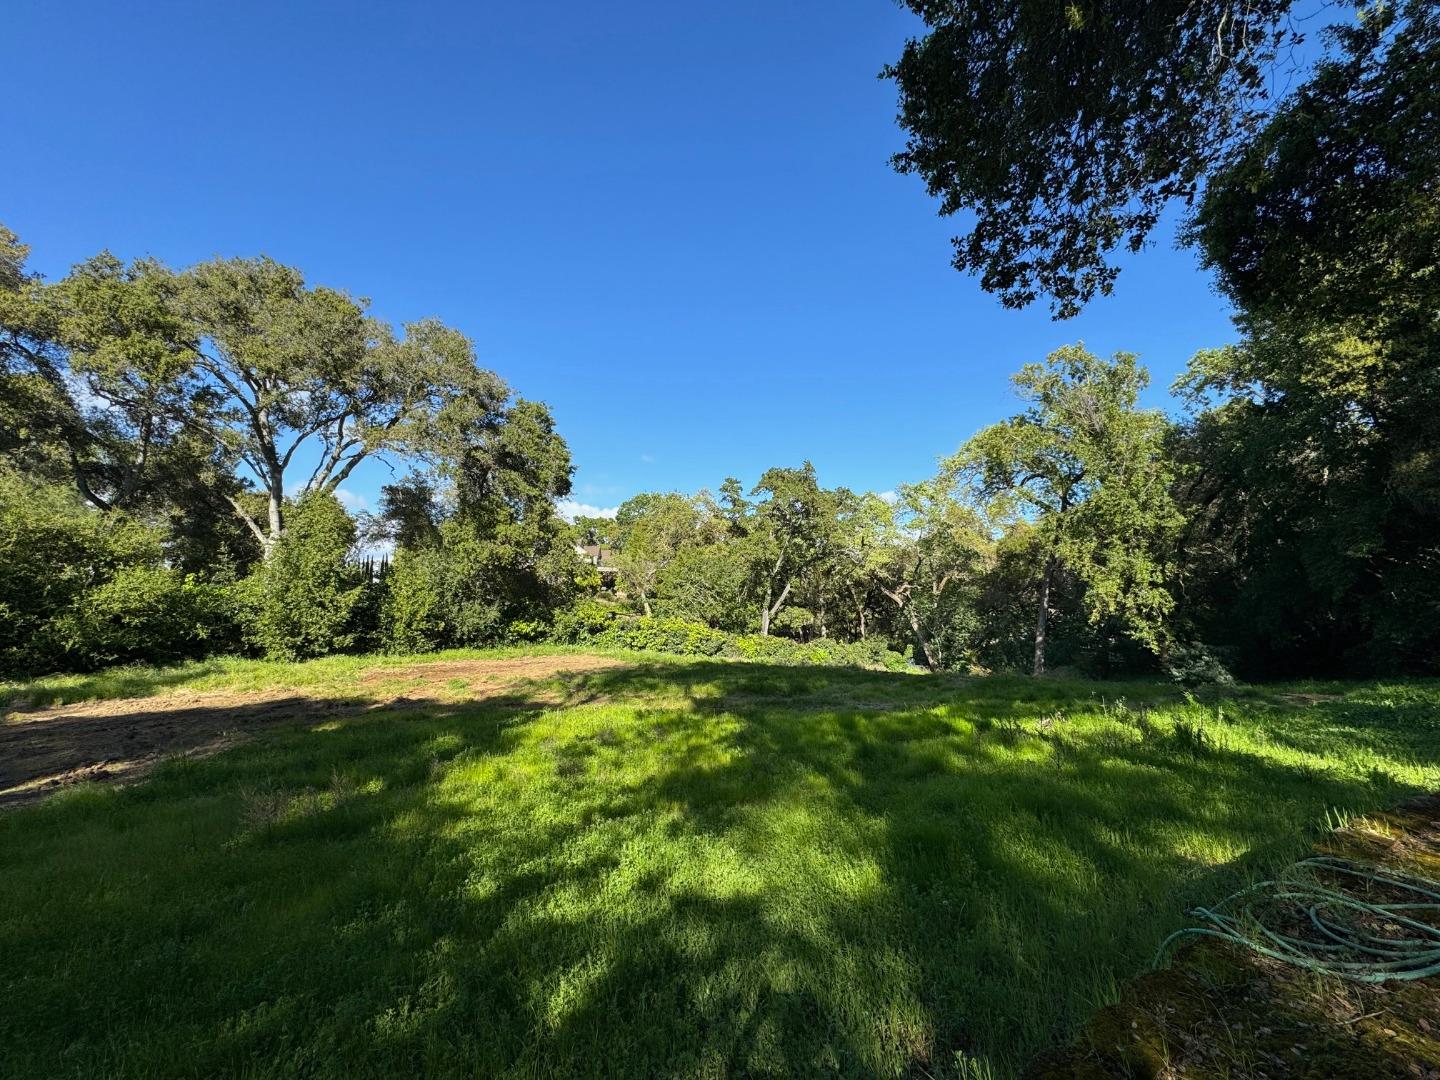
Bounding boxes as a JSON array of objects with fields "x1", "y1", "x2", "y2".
[{"x1": 885, "y1": 0, "x2": 1303, "y2": 315}]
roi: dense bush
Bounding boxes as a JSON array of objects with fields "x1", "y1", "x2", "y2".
[
  {"x1": 379, "y1": 516, "x2": 583, "y2": 654},
  {"x1": 1163, "y1": 642, "x2": 1236, "y2": 687},
  {"x1": 236, "y1": 494, "x2": 368, "y2": 662},
  {"x1": 47, "y1": 567, "x2": 239, "y2": 671},
  {"x1": 0, "y1": 475, "x2": 238, "y2": 673},
  {"x1": 549, "y1": 603, "x2": 910, "y2": 671}
]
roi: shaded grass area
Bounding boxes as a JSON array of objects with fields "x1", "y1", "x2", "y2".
[
  {"x1": 1027, "y1": 796, "x2": 1440, "y2": 1078},
  {"x1": 2, "y1": 659, "x2": 1438, "y2": 1078}
]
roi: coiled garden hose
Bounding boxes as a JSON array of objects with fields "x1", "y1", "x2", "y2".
[{"x1": 1155, "y1": 855, "x2": 1440, "y2": 983}]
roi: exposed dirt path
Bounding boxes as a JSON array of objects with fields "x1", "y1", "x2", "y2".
[{"x1": 0, "y1": 654, "x2": 628, "y2": 808}]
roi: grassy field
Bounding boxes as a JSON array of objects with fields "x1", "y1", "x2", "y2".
[{"x1": 2, "y1": 651, "x2": 1437, "y2": 1079}]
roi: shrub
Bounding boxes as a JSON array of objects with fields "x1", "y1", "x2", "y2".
[
  {"x1": 237, "y1": 494, "x2": 366, "y2": 662},
  {"x1": 48, "y1": 568, "x2": 239, "y2": 670},
  {"x1": 379, "y1": 546, "x2": 451, "y2": 653},
  {"x1": 1164, "y1": 642, "x2": 1236, "y2": 687},
  {"x1": 548, "y1": 603, "x2": 910, "y2": 671},
  {"x1": 550, "y1": 599, "x2": 621, "y2": 643},
  {"x1": 0, "y1": 474, "x2": 230, "y2": 673}
]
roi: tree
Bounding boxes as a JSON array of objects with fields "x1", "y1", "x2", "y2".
[
  {"x1": 572, "y1": 515, "x2": 618, "y2": 547},
  {"x1": 378, "y1": 475, "x2": 445, "y2": 552},
  {"x1": 955, "y1": 346, "x2": 1180, "y2": 674},
  {"x1": 42, "y1": 253, "x2": 508, "y2": 556},
  {"x1": 744, "y1": 463, "x2": 834, "y2": 636},
  {"x1": 614, "y1": 493, "x2": 702, "y2": 617},
  {"x1": 1188, "y1": 2, "x2": 1440, "y2": 331},
  {"x1": 380, "y1": 398, "x2": 585, "y2": 652},
  {"x1": 237, "y1": 492, "x2": 366, "y2": 661},
  {"x1": 1168, "y1": 3, "x2": 1440, "y2": 675},
  {"x1": 655, "y1": 543, "x2": 752, "y2": 632},
  {"x1": 884, "y1": 0, "x2": 1312, "y2": 315},
  {"x1": 870, "y1": 482, "x2": 989, "y2": 669}
]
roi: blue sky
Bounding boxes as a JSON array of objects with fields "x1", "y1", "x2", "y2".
[{"x1": 8, "y1": 0, "x2": 1240, "y2": 518}]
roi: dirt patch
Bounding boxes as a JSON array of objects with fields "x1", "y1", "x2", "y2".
[
  {"x1": 1026, "y1": 794, "x2": 1440, "y2": 1079},
  {"x1": 359, "y1": 654, "x2": 627, "y2": 685},
  {"x1": 1, "y1": 654, "x2": 631, "y2": 809}
]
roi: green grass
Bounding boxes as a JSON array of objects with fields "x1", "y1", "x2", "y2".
[
  {"x1": 2, "y1": 654, "x2": 1437, "y2": 1078},
  {"x1": 0, "y1": 644, "x2": 663, "y2": 709}
]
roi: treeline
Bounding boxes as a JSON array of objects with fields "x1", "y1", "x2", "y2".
[
  {"x1": 0, "y1": 231, "x2": 583, "y2": 673},
  {"x1": 2, "y1": 205, "x2": 1436, "y2": 679}
]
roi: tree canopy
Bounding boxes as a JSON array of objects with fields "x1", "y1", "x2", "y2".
[{"x1": 883, "y1": 0, "x2": 1426, "y2": 317}]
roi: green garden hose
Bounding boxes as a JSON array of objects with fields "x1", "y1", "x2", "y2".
[{"x1": 1155, "y1": 855, "x2": 1440, "y2": 983}]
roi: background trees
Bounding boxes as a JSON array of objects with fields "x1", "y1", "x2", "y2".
[
  {"x1": 954, "y1": 347, "x2": 1179, "y2": 674},
  {"x1": 5, "y1": 0, "x2": 1437, "y2": 701},
  {"x1": 0, "y1": 226, "x2": 587, "y2": 671},
  {"x1": 882, "y1": 1, "x2": 1439, "y2": 678}
]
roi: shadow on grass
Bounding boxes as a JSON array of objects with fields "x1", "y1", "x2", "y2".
[{"x1": 0, "y1": 661, "x2": 1435, "y2": 1079}]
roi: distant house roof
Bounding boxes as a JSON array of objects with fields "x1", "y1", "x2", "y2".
[{"x1": 576, "y1": 544, "x2": 619, "y2": 572}]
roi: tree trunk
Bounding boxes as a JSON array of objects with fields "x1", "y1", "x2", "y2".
[
  {"x1": 641, "y1": 594, "x2": 653, "y2": 618},
  {"x1": 906, "y1": 607, "x2": 939, "y2": 670},
  {"x1": 760, "y1": 580, "x2": 792, "y2": 636},
  {"x1": 1033, "y1": 555, "x2": 1056, "y2": 677}
]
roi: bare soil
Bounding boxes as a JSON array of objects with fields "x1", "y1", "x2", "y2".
[{"x1": 0, "y1": 654, "x2": 628, "y2": 808}]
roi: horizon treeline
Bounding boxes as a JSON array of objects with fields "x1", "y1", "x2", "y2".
[{"x1": 2, "y1": 211, "x2": 1433, "y2": 680}]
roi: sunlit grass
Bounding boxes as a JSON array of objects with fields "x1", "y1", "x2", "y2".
[
  {"x1": 0, "y1": 645, "x2": 669, "y2": 710},
  {"x1": 2, "y1": 658, "x2": 1437, "y2": 1078}
]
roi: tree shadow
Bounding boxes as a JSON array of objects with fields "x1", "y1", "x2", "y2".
[{"x1": 0, "y1": 659, "x2": 1434, "y2": 1078}]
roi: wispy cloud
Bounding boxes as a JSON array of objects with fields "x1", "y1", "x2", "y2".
[
  {"x1": 335, "y1": 488, "x2": 368, "y2": 512},
  {"x1": 639, "y1": 452, "x2": 655, "y2": 464},
  {"x1": 557, "y1": 499, "x2": 619, "y2": 522},
  {"x1": 876, "y1": 490, "x2": 899, "y2": 505}
]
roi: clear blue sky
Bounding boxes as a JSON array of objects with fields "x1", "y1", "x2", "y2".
[{"x1": 8, "y1": 0, "x2": 1238, "y2": 517}]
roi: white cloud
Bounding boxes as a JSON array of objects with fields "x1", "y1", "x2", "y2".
[
  {"x1": 876, "y1": 490, "x2": 899, "y2": 505},
  {"x1": 557, "y1": 499, "x2": 619, "y2": 522},
  {"x1": 335, "y1": 488, "x2": 368, "y2": 512}
]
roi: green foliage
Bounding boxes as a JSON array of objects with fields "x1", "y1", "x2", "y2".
[
  {"x1": 549, "y1": 604, "x2": 909, "y2": 671},
  {"x1": 653, "y1": 543, "x2": 752, "y2": 632},
  {"x1": 237, "y1": 494, "x2": 366, "y2": 662},
  {"x1": 955, "y1": 346, "x2": 1182, "y2": 670},
  {"x1": 1163, "y1": 642, "x2": 1236, "y2": 689},
  {"x1": 378, "y1": 545, "x2": 452, "y2": 654},
  {"x1": 601, "y1": 616, "x2": 731, "y2": 657},
  {"x1": 1189, "y1": 3, "x2": 1439, "y2": 331},
  {"x1": 48, "y1": 568, "x2": 239, "y2": 671},
  {"x1": 1166, "y1": 4, "x2": 1440, "y2": 676},
  {"x1": 884, "y1": 0, "x2": 1300, "y2": 315},
  {"x1": 0, "y1": 473, "x2": 237, "y2": 672},
  {"x1": 379, "y1": 523, "x2": 582, "y2": 654},
  {"x1": 549, "y1": 599, "x2": 625, "y2": 643}
]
